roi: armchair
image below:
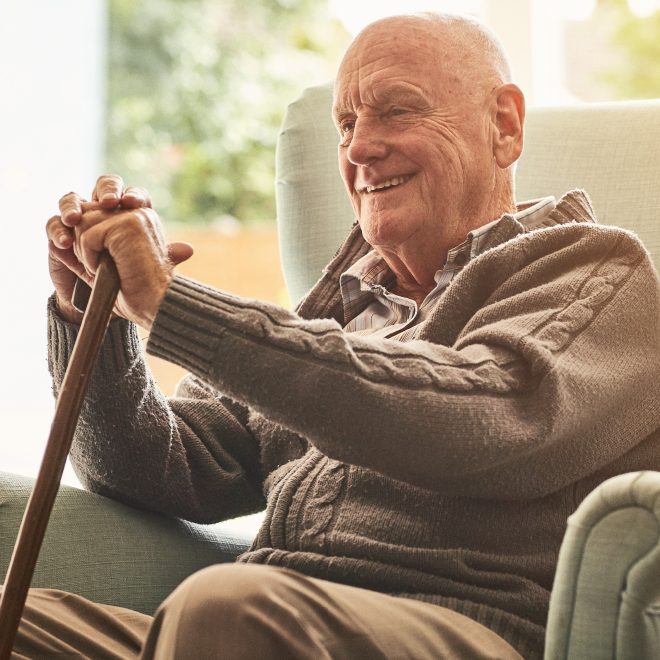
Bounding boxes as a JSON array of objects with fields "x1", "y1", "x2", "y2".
[{"x1": 2, "y1": 83, "x2": 659, "y2": 658}]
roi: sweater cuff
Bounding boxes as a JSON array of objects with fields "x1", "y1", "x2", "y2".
[
  {"x1": 47, "y1": 293, "x2": 144, "y2": 385},
  {"x1": 146, "y1": 275, "x2": 235, "y2": 379}
]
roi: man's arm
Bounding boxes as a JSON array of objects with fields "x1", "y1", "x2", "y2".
[
  {"x1": 53, "y1": 177, "x2": 659, "y2": 501},
  {"x1": 48, "y1": 299, "x2": 265, "y2": 523},
  {"x1": 146, "y1": 224, "x2": 660, "y2": 500}
]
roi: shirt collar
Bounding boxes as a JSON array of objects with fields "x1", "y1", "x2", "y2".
[{"x1": 342, "y1": 196, "x2": 557, "y2": 293}]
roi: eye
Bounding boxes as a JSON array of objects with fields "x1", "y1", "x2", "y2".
[
  {"x1": 337, "y1": 119, "x2": 355, "y2": 146},
  {"x1": 389, "y1": 107, "x2": 409, "y2": 117},
  {"x1": 339, "y1": 119, "x2": 355, "y2": 134}
]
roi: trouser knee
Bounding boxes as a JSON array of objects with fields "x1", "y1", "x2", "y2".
[{"x1": 147, "y1": 563, "x2": 326, "y2": 659}]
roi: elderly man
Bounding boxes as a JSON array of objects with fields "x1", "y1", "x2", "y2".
[{"x1": 13, "y1": 11, "x2": 659, "y2": 660}]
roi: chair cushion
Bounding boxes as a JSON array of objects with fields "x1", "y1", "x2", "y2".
[
  {"x1": 0, "y1": 471, "x2": 254, "y2": 614},
  {"x1": 276, "y1": 81, "x2": 353, "y2": 305},
  {"x1": 517, "y1": 100, "x2": 660, "y2": 274}
]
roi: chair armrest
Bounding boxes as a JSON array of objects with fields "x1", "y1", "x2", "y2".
[
  {"x1": 0, "y1": 471, "x2": 256, "y2": 614},
  {"x1": 545, "y1": 471, "x2": 660, "y2": 660}
]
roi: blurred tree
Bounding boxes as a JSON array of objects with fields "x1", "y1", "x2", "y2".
[
  {"x1": 106, "y1": 0, "x2": 349, "y2": 224},
  {"x1": 600, "y1": 0, "x2": 660, "y2": 99}
]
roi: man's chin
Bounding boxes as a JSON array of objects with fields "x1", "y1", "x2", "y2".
[{"x1": 359, "y1": 220, "x2": 407, "y2": 250}]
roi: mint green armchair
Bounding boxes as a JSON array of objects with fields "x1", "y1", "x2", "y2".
[{"x1": 2, "y1": 84, "x2": 659, "y2": 658}]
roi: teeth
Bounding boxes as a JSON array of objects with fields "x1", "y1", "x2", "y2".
[{"x1": 364, "y1": 175, "x2": 410, "y2": 193}]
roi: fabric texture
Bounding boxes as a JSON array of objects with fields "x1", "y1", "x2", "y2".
[
  {"x1": 341, "y1": 196, "x2": 556, "y2": 338},
  {"x1": 9, "y1": 588, "x2": 150, "y2": 659},
  {"x1": 141, "y1": 563, "x2": 523, "y2": 659},
  {"x1": 0, "y1": 471, "x2": 249, "y2": 615},
  {"x1": 10, "y1": 565, "x2": 522, "y2": 659},
  {"x1": 276, "y1": 83, "x2": 355, "y2": 304},
  {"x1": 546, "y1": 471, "x2": 660, "y2": 660},
  {"x1": 517, "y1": 101, "x2": 660, "y2": 270},
  {"x1": 48, "y1": 189, "x2": 660, "y2": 659}
]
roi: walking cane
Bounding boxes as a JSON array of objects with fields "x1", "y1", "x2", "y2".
[{"x1": 0, "y1": 253, "x2": 120, "y2": 658}]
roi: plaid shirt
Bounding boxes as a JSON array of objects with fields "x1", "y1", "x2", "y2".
[{"x1": 340, "y1": 197, "x2": 557, "y2": 340}]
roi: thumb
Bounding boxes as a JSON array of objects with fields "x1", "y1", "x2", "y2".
[{"x1": 168, "y1": 241, "x2": 194, "y2": 266}]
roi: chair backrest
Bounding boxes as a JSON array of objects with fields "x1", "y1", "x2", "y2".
[{"x1": 276, "y1": 81, "x2": 660, "y2": 304}]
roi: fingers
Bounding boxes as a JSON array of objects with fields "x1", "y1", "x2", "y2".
[
  {"x1": 121, "y1": 186, "x2": 152, "y2": 209},
  {"x1": 47, "y1": 213, "x2": 91, "y2": 317},
  {"x1": 75, "y1": 209, "x2": 185, "y2": 274},
  {"x1": 75, "y1": 210, "x2": 120, "y2": 274},
  {"x1": 48, "y1": 240, "x2": 90, "y2": 282},
  {"x1": 92, "y1": 176, "x2": 152, "y2": 209},
  {"x1": 58, "y1": 192, "x2": 86, "y2": 227},
  {"x1": 168, "y1": 241, "x2": 194, "y2": 266},
  {"x1": 77, "y1": 207, "x2": 163, "y2": 274},
  {"x1": 92, "y1": 174, "x2": 125, "y2": 209},
  {"x1": 52, "y1": 203, "x2": 177, "y2": 330},
  {"x1": 46, "y1": 214, "x2": 74, "y2": 249},
  {"x1": 60, "y1": 176, "x2": 151, "y2": 228}
]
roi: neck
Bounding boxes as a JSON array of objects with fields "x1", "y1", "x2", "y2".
[
  {"x1": 393, "y1": 280, "x2": 431, "y2": 306},
  {"x1": 379, "y1": 247, "x2": 437, "y2": 305},
  {"x1": 380, "y1": 181, "x2": 517, "y2": 304}
]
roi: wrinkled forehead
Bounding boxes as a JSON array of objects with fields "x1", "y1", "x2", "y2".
[{"x1": 333, "y1": 26, "x2": 459, "y2": 119}]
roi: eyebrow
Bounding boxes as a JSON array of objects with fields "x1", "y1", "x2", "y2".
[
  {"x1": 333, "y1": 83, "x2": 429, "y2": 121},
  {"x1": 374, "y1": 84, "x2": 428, "y2": 106}
]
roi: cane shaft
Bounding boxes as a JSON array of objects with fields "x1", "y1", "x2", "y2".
[{"x1": 0, "y1": 254, "x2": 120, "y2": 659}]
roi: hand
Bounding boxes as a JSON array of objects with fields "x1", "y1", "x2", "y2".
[
  {"x1": 46, "y1": 175, "x2": 192, "y2": 322},
  {"x1": 48, "y1": 175, "x2": 154, "y2": 323},
  {"x1": 56, "y1": 173, "x2": 153, "y2": 250},
  {"x1": 73, "y1": 203, "x2": 193, "y2": 329}
]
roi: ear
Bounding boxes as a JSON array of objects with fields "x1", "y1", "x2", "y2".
[{"x1": 491, "y1": 84, "x2": 525, "y2": 169}]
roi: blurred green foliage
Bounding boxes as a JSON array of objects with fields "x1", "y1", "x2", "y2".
[
  {"x1": 602, "y1": 0, "x2": 660, "y2": 99},
  {"x1": 106, "y1": 0, "x2": 349, "y2": 224}
]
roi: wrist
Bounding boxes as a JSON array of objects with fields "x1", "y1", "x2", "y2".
[
  {"x1": 55, "y1": 294, "x2": 84, "y2": 325},
  {"x1": 138, "y1": 271, "x2": 173, "y2": 332}
]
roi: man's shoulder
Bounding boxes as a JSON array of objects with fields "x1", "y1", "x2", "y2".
[
  {"x1": 487, "y1": 219, "x2": 653, "y2": 275},
  {"x1": 450, "y1": 220, "x2": 658, "y2": 318}
]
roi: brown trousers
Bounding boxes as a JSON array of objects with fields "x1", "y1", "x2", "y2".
[{"x1": 11, "y1": 563, "x2": 523, "y2": 659}]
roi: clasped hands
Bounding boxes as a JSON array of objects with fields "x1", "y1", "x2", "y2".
[{"x1": 47, "y1": 175, "x2": 193, "y2": 330}]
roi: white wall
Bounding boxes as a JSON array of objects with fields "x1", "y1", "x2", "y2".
[{"x1": 0, "y1": 0, "x2": 106, "y2": 484}]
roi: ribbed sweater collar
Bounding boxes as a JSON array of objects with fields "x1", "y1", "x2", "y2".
[{"x1": 296, "y1": 189, "x2": 597, "y2": 323}]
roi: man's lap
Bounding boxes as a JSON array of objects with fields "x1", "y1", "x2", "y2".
[
  {"x1": 11, "y1": 587, "x2": 150, "y2": 659},
  {"x1": 10, "y1": 564, "x2": 522, "y2": 659}
]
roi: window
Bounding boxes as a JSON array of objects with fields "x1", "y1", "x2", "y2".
[{"x1": 1, "y1": 0, "x2": 657, "y2": 484}]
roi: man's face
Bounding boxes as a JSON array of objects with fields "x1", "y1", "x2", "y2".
[{"x1": 333, "y1": 21, "x2": 497, "y2": 256}]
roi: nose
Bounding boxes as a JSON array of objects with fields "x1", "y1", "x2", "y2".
[{"x1": 346, "y1": 116, "x2": 390, "y2": 166}]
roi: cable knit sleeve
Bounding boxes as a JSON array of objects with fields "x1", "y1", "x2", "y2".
[
  {"x1": 147, "y1": 223, "x2": 660, "y2": 499},
  {"x1": 48, "y1": 297, "x2": 265, "y2": 523}
]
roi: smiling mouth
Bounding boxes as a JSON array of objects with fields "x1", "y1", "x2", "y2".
[{"x1": 360, "y1": 174, "x2": 414, "y2": 194}]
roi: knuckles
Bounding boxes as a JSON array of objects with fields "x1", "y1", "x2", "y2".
[
  {"x1": 75, "y1": 207, "x2": 162, "y2": 254},
  {"x1": 125, "y1": 207, "x2": 160, "y2": 233},
  {"x1": 51, "y1": 182, "x2": 164, "y2": 275},
  {"x1": 125, "y1": 210, "x2": 146, "y2": 230}
]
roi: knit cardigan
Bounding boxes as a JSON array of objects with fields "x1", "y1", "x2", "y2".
[{"x1": 48, "y1": 190, "x2": 660, "y2": 659}]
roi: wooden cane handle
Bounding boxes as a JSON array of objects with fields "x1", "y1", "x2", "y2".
[{"x1": 0, "y1": 253, "x2": 120, "y2": 658}]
